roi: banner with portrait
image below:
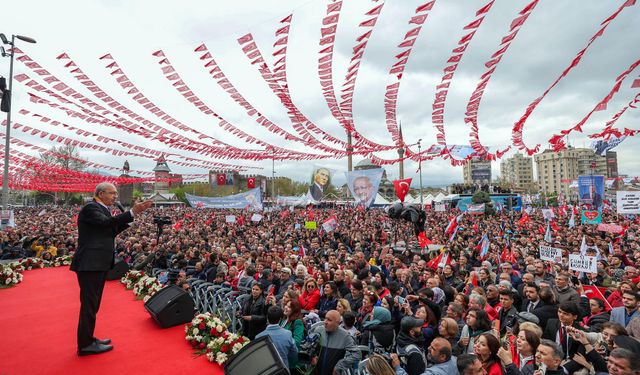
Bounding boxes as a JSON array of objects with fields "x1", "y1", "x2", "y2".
[
  {"x1": 307, "y1": 166, "x2": 332, "y2": 202},
  {"x1": 345, "y1": 168, "x2": 384, "y2": 208},
  {"x1": 185, "y1": 188, "x2": 262, "y2": 210},
  {"x1": 578, "y1": 175, "x2": 605, "y2": 211}
]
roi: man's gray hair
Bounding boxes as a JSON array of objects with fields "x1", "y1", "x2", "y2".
[
  {"x1": 540, "y1": 339, "x2": 564, "y2": 360},
  {"x1": 469, "y1": 293, "x2": 486, "y2": 308},
  {"x1": 610, "y1": 348, "x2": 640, "y2": 371},
  {"x1": 94, "y1": 182, "x2": 115, "y2": 196}
]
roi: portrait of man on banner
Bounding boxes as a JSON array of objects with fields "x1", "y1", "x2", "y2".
[
  {"x1": 308, "y1": 167, "x2": 331, "y2": 201},
  {"x1": 579, "y1": 175, "x2": 604, "y2": 211},
  {"x1": 346, "y1": 169, "x2": 383, "y2": 208}
]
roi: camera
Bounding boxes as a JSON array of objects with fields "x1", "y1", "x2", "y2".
[
  {"x1": 153, "y1": 216, "x2": 172, "y2": 226},
  {"x1": 298, "y1": 332, "x2": 321, "y2": 364}
]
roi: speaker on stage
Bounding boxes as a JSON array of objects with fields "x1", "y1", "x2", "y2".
[
  {"x1": 106, "y1": 257, "x2": 129, "y2": 280},
  {"x1": 144, "y1": 285, "x2": 195, "y2": 328},
  {"x1": 224, "y1": 336, "x2": 288, "y2": 375}
]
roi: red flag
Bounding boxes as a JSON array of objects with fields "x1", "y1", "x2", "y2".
[
  {"x1": 538, "y1": 225, "x2": 545, "y2": 234},
  {"x1": 173, "y1": 219, "x2": 183, "y2": 231},
  {"x1": 217, "y1": 173, "x2": 226, "y2": 185},
  {"x1": 247, "y1": 177, "x2": 256, "y2": 189},
  {"x1": 583, "y1": 285, "x2": 612, "y2": 312},
  {"x1": 418, "y1": 232, "x2": 432, "y2": 248},
  {"x1": 196, "y1": 201, "x2": 204, "y2": 208},
  {"x1": 631, "y1": 79, "x2": 640, "y2": 88},
  {"x1": 393, "y1": 178, "x2": 412, "y2": 202},
  {"x1": 550, "y1": 221, "x2": 559, "y2": 231},
  {"x1": 427, "y1": 252, "x2": 443, "y2": 270},
  {"x1": 500, "y1": 247, "x2": 509, "y2": 262},
  {"x1": 517, "y1": 213, "x2": 530, "y2": 226}
]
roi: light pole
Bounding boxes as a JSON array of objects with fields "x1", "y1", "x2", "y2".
[
  {"x1": 417, "y1": 139, "x2": 423, "y2": 206},
  {"x1": 1, "y1": 33, "x2": 37, "y2": 210},
  {"x1": 271, "y1": 150, "x2": 276, "y2": 199}
]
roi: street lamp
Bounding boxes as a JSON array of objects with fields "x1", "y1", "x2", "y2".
[
  {"x1": 1, "y1": 33, "x2": 37, "y2": 210},
  {"x1": 417, "y1": 139, "x2": 423, "y2": 206}
]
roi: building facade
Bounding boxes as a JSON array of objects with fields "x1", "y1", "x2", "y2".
[
  {"x1": 500, "y1": 153, "x2": 534, "y2": 191},
  {"x1": 534, "y1": 147, "x2": 610, "y2": 197},
  {"x1": 462, "y1": 158, "x2": 492, "y2": 185}
]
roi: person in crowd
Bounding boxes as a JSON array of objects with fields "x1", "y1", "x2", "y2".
[
  {"x1": 423, "y1": 337, "x2": 457, "y2": 375},
  {"x1": 609, "y1": 290, "x2": 640, "y2": 329},
  {"x1": 532, "y1": 287, "x2": 558, "y2": 328},
  {"x1": 582, "y1": 298, "x2": 610, "y2": 332},
  {"x1": 513, "y1": 328, "x2": 540, "y2": 375},
  {"x1": 276, "y1": 267, "x2": 294, "y2": 301},
  {"x1": 521, "y1": 283, "x2": 543, "y2": 313},
  {"x1": 607, "y1": 281, "x2": 636, "y2": 308},
  {"x1": 552, "y1": 273, "x2": 580, "y2": 305},
  {"x1": 299, "y1": 278, "x2": 321, "y2": 311},
  {"x1": 607, "y1": 348, "x2": 640, "y2": 375},
  {"x1": 498, "y1": 290, "x2": 518, "y2": 336},
  {"x1": 365, "y1": 353, "x2": 408, "y2": 375},
  {"x1": 534, "y1": 340, "x2": 565, "y2": 375},
  {"x1": 396, "y1": 316, "x2": 426, "y2": 375},
  {"x1": 438, "y1": 317, "x2": 460, "y2": 353},
  {"x1": 240, "y1": 283, "x2": 267, "y2": 340},
  {"x1": 255, "y1": 305, "x2": 298, "y2": 370},
  {"x1": 459, "y1": 309, "x2": 493, "y2": 355},
  {"x1": 457, "y1": 354, "x2": 487, "y2": 375},
  {"x1": 346, "y1": 279, "x2": 364, "y2": 312},
  {"x1": 311, "y1": 310, "x2": 361, "y2": 375},
  {"x1": 280, "y1": 300, "x2": 304, "y2": 372},
  {"x1": 474, "y1": 333, "x2": 503, "y2": 375},
  {"x1": 317, "y1": 281, "x2": 339, "y2": 319}
]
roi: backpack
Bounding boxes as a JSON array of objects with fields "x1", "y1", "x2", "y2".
[{"x1": 397, "y1": 344, "x2": 426, "y2": 373}]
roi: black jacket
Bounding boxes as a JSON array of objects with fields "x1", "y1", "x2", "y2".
[
  {"x1": 71, "y1": 201, "x2": 133, "y2": 272},
  {"x1": 532, "y1": 304, "x2": 557, "y2": 328},
  {"x1": 241, "y1": 295, "x2": 266, "y2": 340}
]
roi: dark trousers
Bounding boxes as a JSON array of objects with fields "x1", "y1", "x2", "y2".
[{"x1": 76, "y1": 271, "x2": 108, "y2": 349}]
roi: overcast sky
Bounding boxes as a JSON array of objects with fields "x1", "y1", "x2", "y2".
[{"x1": 1, "y1": 0, "x2": 639, "y2": 188}]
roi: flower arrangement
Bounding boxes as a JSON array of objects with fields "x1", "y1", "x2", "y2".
[
  {"x1": 185, "y1": 313, "x2": 250, "y2": 365},
  {"x1": 0, "y1": 265, "x2": 24, "y2": 287},
  {"x1": 51, "y1": 255, "x2": 73, "y2": 267},
  {"x1": 18, "y1": 257, "x2": 45, "y2": 270},
  {"x1": 121, "y1": 270, "x2": 146, "y2": 289},
  {"x1": 132, "y1": 275, "x2": 163, "y2": 302},
  {"x1": 5, "y1": 261, "x2": 25, "y2": 273}
]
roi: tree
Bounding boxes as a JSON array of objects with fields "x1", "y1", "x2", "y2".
[
  {"x1": 472, "y1": 191, "x2": 495, "y2": 215},
  {"x1": 133, "y1": 189, "x2": 144, "y2": 202},
  {"x1": 38, "y1": 144, "x2": 87, "y2": 204}
]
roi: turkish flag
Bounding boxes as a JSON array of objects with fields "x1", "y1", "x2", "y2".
[
  {"x1": 393, "y1": 178, "x2": 412, "y2": 202},
  {"x1": 247, "y1": 177, "x2": 256, "y2": 189},
  {"x1": 217, "y1": 174, "x2": 226, "y2": 185},
  {"x1": 418, "y1": 232, "x2": 432, "y2": 248},
  {"x1": 582, "y1": 285, "x2": 612, "y2": 312}
]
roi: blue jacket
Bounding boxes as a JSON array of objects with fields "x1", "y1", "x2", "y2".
[
  {"x1": 256, "y1": 324, "x2": 298, "y2": 369},
  {"x1": 609, "y1": 306, "x2": 640, "y2": 328},
  {"x1": 422, "y1": 356, "x2": 457, "y2": 375}
]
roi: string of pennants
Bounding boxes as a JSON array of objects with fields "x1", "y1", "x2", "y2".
[{"x1": 7, "y1": 0, "x2": 639, "y2": 181}]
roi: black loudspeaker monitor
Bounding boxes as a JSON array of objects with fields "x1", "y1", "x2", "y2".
[
  {"x1": 106, "y1": 258, "x2": 129, "y2": 280},
  {"x1": 144, "y1": 285, "x2": 195, "y2": 328},
  {"x1": 224, "y1": 336, "x2": 289, "y2": 375}
]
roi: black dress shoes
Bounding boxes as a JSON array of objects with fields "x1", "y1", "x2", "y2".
[
  {"x1": 78, "y1": 342, "x2": 113, "y2": 356},
  {"x1": 94, "y1": 337, "x2": 112, "y2": 345}
]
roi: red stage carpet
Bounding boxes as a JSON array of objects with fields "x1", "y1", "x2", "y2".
[{"x1": 0, "y1": 266, "x2": 223, "y2": 375}]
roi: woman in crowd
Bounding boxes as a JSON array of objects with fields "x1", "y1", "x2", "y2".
[
  {"x1": 474, "y1": 333, "x2": 504, "y2": 375},
  {"x1": 607, "y1": 281, "x2": 636, "y2": 308},
  {"x1": 298, "y1": 278, "x2": 320, "y2": 311},
  {"x1": 357, "y1": 291, "x2": 378, "y2": 331},
  {"x1": 317, "y1": 281, "x2": 338, "y2": 319},
  {"x1": 336, "y1": 298, "x2": 352, "y2": 316},
  {"x1": 281, "y1": 300, "x2": 304, "y2": 374},
  {"x1": 582, "y1": 298, "x2": 611, "y2": 332},
  {"x1": 438, "y1": 317, "x2": 460, "y2": 350},
  {"x1": 414, "y1": 305, "x2": 438, "y2": 349},
  {"x1": 513, "y1": 329, "x2": 540, "y2": 375},
  {"x1": 458, "y1": 309, "x2": 493, "y2": 354},
  {"x1": 240, "y1": 283, "x2": 266, "y2": 340}
]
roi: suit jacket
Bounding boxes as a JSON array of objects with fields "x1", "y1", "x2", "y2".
[
  {"x1": 309, "y1": 183, "x2": 325, "y2": 201},
  {"x1": 70, "y1": 200, "x2": 133, "y2": 272},
  {"x1": 610, "y1": 306, "x2": 640, "y2": 328},
  {"x1": 542, "y1": 319, "x2": 582, "y2": 359},
  {"x1": 532, "y1": 304, "x2": 558, "y2": 328}
]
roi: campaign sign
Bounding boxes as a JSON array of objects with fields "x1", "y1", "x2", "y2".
[
  {"x1": 305, "y1": 221, "x2": 317, "y2": 230},
  {"x1": 581, "y1": 210, "x2": 602, "y2": 224},
  {"x1": 569, "y1": 254, "x2": 597, "y2": 273},
  {"x1": 596, "y1": 223, "x2": 623, "y2": 234},
  {"x1": 225, "y1": 215, "x2": 236, "y2": 223},
  {"x1": 617, "y1": 191, "x2": 640, "y2": 214},
  {"x1": 539, "y1": 245, "x2": 563, "y2": 263}
]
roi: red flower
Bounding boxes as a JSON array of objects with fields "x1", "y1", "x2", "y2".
[
  {"x1": 237, "y1": 337, "x2": 244, "y2": 343},
  {"x1": 199, "y1": 323, "x2": 205, "y2": 330},
  {"x1": 221, "y1": 345, "x2": 229, "y2": 353},
  {"x1": 210, "y1": 328, "x2": 217, "y2": 336},
  {"x1": 187, "y1": 323, "x2": 192, "y2": 327},
  {"x1": 199, "y1": 342, "x2": 206, "y2": 349}
]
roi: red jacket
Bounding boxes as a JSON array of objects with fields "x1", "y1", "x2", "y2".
[{"x1": 299, "y1": 289, "x2": 320, "y2": 311}]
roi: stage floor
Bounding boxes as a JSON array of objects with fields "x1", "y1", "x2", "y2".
[{"x1": 0, "y1": 266, "x2": 222, "y2": 374}]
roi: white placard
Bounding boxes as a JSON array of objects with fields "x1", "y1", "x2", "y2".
[
  {"x1": 568, "y1": 254, "x2": 597, "y2": 273},
  {"x1": 251, "y1": 214, "x2": 263, "y2": 222},
  {"x1": 435, "y1": 203, "x2": 446, "y2": 212},
  {"x1": 225, "y1": 215, "x2": 236, "y2": 223},
  {"x1": 539, "y1": 245, "x2": 563, "y2": 263},
  {"x1": 617, "y1": 191, "x2": 640, "y2": 214}
]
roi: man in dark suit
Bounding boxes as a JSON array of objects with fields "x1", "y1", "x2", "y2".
[
  {"x1": 70, "y1": 183, "x2": 152, "y2": 356},
  {"x1": 542, "y1": 301, "x2": 585, "y2": 374}
]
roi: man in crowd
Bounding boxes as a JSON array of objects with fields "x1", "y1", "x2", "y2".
[
  {"x1": 311, "y1": 310, "x2": 360, "y2": 375},
  {"x1": 423, "y1": 337, "x2": 457, "y2": 375},
  {"x1": 610, "y1": 290, "x2": 640, "y2": 329},
  {"x1": 255, "y1": 306, "x2": 298, "y2": 369}
]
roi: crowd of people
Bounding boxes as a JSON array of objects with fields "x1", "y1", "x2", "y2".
[{"x1": 2, "y1": 203, "x2": 640, "y2": 375}]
